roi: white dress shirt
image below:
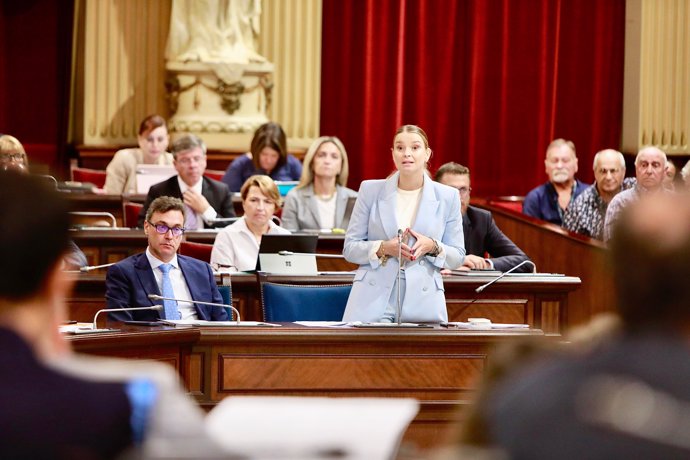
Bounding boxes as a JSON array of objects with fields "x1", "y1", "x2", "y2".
[
  {"x1": 146, "y1": 247, "x2": 198, "y2": 319},
  {"x1": 177, "y1": 176, "x2": 217, "y2": 229},
  {"x1": 210, "y1": 217, "x2": 291, "y2": 272}
]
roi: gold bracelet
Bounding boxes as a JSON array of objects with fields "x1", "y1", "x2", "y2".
[
  {"x1": 378, "y1": 242, "x2": 388, "y2": 266},
  {"x1": 428, "y1": 239, "x2": 440, "y2": 257}
]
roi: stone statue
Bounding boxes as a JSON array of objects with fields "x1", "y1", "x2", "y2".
[{"x1": 167, "y1": 0, "x2": 266, "y2": 64}]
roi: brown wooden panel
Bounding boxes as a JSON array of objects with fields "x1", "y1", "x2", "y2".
[
  {"x1": 447, "y1": 298, "x2": 529, "y2": 324},
  {"x1": 186, "y1": 352, "x2": 204, "y2": 395}
]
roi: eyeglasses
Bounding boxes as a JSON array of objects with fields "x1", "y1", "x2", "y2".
[
  {"x1": 0, "y1": 153, "x2": 26, "y2": 163},
  {"x1": 456, "y1": 186, "x2": 472, "y2": 197},
  {"x1": 148, "y1": 221, "x2": 185, "y2": 237}
]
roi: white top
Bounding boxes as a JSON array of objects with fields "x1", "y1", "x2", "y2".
[
  {"x1": 104, "y1": 148, "x2": 173, "y2": 195},
  {"x1": 145, "y1": 247, "x2": 197, "y2": 319},
  {"x1": 210, "y1": 217, "x2": 291, "y2": 272},
  {"x1": 315, "y1": 193, "x2": 337, "y2": 229},
  {"x1": 177, "y1": 176, "x2": 217, "y2": 229},
  {"x1": 367, "y1": 187, "x2": 423, "y2": 261}
]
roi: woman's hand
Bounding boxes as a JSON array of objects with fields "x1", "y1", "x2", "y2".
[
  {"x1": 406, "y1": 228, "x2": 436, "y2": 260},
  {"x1": 380, "y1": 236, "x2": 414, "y2": 261}
]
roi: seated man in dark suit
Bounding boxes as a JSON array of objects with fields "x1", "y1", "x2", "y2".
[
  {"x1": 435, "y1": 162, "x2": 532, "y2": 272},
  {"x1": 108, "y1": 196, "x2": 229, "y2": 322},
  {"x1": 137, "y1": 133, "x2": 235, "y2": 228},
  {"x1": 0, "y1": 172, "x2": 211, "y2": 458}
]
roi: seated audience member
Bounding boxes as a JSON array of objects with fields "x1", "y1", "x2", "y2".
[
  {"x1": 138, "y1": 133, "x2": 235, "y2": 228},
  {"x1": 0, "y1": 172, "x2": 210, "y2": 458},
  {"x1": 104, "y1": 114, "x2": 173, "y2": 194},
  {"x1": 435, "y1": 162, "x2": 531, "y2": 272},
  {"x1": 211, "y1": 175, "x2": 290, "y2": 272},
  {"x1": 481, "y1": 193, "x2": 690, "y2": 459},
  {"x1": 523, "y1": 139, "x2": 588, "y2": 225},
  {"x1": 681, "y1": 159, "x2": 690, "y2": 187},
  {"x1": 0, "y1": 134, "x2": 29, "y2": 172},
  {"x1": 663, "y1": 159, "x2": 677, "y2": 191},
  {"x1": 1, "y1": 134, "x2": 87, "y2": 269},
  {"x1": 282, "y1": 136, "x2": 358, "y2": 231},
  {"x1": 221, "y1": 122, "x2": 302, "y2": 192},
  {"x1": 603, "y1": 146, "x2": 668, "y2": 241},
  {"x1": 108, "y1": 196, "x2": 228, "y2": 322},
  {"x1": 563, "y1": 149, "x2": 635, "y2": 240}
]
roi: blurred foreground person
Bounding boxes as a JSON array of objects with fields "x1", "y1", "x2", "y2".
[
  {"x1": 482, "y1": 193, "x2": 690, "y2": 459},
  {"x1": 0, "y1": 172, "x2": 215, "y2": 458}
]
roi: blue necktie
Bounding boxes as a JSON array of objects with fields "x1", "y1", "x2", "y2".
[{"x1": 159, "y1": 263, "x2": 180, "y2": 319}]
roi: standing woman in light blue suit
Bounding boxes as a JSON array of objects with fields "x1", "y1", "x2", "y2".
[{"x1": 342, "y1": 125, "x2": 465, "y2": 323}]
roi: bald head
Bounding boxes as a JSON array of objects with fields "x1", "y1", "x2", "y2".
[
  {"x1": 592, "y1": 149, "x2": 625, "y2": 197},
  {"x1": 634, "y1": 147, "x2": 666, "y2": 191}
]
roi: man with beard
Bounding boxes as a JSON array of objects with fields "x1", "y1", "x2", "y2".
[{"x1": 523, "y1": 139, "x2": 589, "y2": 226}]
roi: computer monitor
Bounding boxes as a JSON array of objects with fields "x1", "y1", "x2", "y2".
[
  {"x1": 257, "y1": 234, "x2": 319, "y2": 275},
  {"x1": 135, "y1": 164, "x2": 177, "y2": 194},
  {"x1": 275, "y1": 181, "x2": 298, "y2": 196}
]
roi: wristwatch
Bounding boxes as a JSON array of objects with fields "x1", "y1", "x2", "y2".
[{"x1": 428, "y1": 239, "x2": 441, "y2": 257}]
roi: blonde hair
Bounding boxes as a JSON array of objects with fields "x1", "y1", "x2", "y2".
[
  {"x1": 240, "y1": 174, "x2": 283, "y2": 208},
  {"x1": 297, "y1": 136, "x2": 349, "y2": 189},
  {"x1": 0, "y1": 135, "x2": 29, "y2": 168}
]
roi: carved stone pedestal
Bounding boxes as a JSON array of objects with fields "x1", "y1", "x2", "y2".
[{"x1": 165, "y1": 61, "x2": 274, "y2": 149}]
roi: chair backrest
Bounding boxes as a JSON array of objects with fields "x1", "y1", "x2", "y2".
[
  {"x1": 217, "y1": 285, "x2": 235, "y2": 320},
  {"x1": 179, "y1": 241, "x2": 213, "y2": 263},
  {"x1": 71, "y1": 167, "x2": 107, "y2": 188},
  {"x1": 204, "y1": 169, "x2": 225, "y2": 181},
  {"x1": 261, "y1": 283, "x2": 352, "y2": 322},
  {"x1": 123, "y1": 202, "x2": 144, "y2": 228}
]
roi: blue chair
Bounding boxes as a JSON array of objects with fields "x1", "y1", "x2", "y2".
[
  {"x1": 261, "y1": 283, "x2": 352, "y2": 322},
  {"x1": 217, "y1": 285, "x2": 235, "y2": 320}
]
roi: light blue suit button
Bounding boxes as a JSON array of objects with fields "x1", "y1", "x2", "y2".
[
  {"x1": 419, "y1": 260, "x2": 425, "y2": 266},
  {"x1": 422, "y1": 286, "x2": 428, "y2": 292},
  {"x1": 369, "y1": 280, "x2": 375, "y2": 286}
]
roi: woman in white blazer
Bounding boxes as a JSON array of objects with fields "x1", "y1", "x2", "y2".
[
  {"x1": 282, "y1": 136, "x2": 358, "y2": 231},
  {"x1": 342, "y1": 125, "x2": 465, "y2": 323}
]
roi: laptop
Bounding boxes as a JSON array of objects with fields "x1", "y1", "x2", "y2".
[
  {"x1": 135, "y1": 164, "x2": 177, "y2": 194},
  {"x1": 257, "y1": 234, "x2": 319, "y2": 275}
]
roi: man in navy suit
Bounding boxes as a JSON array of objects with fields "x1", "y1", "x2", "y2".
[
  {"x1": 108, "y1": 195, "x2": 229, "y2": 322},
  {"x1": 137, "y1": 133, "x2": 235, "y2": 228},
  {"x1": 435, "y1": 162, "x2": 532, "y2": 272}
]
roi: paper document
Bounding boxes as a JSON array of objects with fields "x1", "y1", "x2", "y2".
[
  {"x1": 206, "y1": 396, "x2": 419, "y2": 460},
  {"x1": 159, "y1": 320, "x2": 281, "y2": 327},
  {"x1": 293, "y1": 321, "x2": 349, "y2": 328}
]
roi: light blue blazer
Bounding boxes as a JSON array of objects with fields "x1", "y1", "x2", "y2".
[{"x1": 342, "y1": 173, "x2": 465, "y2": 323}]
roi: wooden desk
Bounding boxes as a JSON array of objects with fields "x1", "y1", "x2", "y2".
[
  {"x1": 69, "y1": 272, "x2": 579, "y2": 333},
  {"x1": 473, "y1": 200, "x2": 614, "y2": 326},
  {"x1": 68, "y1": 324, "x2": 548, "y2": 450}
]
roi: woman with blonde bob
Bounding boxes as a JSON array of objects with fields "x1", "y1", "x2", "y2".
[
  {"x1": 0, "y1": 134, "x2": 29, "y2": 172},
  {"x1": 211, "y1": 175, "x2": 290, "y2": 272},
  {"x1": 282, "y1": 136, "x2": 358, "y2": 231}
]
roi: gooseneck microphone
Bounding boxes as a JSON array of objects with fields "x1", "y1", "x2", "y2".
[
  {"x1": 396, "y1": 229, "x2": 403, "y2": 325},
  {"x1": 147, "y1": 294, "x2": 241, "y2": 324},
  {"x1": 92, "y1": 305, "x2": 163, "y2": 330},
  {"x1": 80, "y1": 262, "x2": 118, "y2": 273},
  {"x1": 475, "y1": 260, "x2": 537, "y2": 293}
]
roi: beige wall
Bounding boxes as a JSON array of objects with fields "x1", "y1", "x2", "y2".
[
  {"x1": 623, "y1": 0, "x2": 690, "y2": 154},
  {"x1": 72, "y1": 0, "x2": 322, "y2": 150}
]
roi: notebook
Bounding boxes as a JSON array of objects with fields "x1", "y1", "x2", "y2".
[{"x1": 257, "y1": 234, "x2": 319, "y2": 275}]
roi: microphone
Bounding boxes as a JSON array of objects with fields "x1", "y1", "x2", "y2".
[
  {"x1": 80, "y1": 262, "x2": 118, "y2": 273},
  {"x1": 92, "y1": 305, "x2": 163, "y2": 330},
  {"x1": 277, "y1": 250, "x2": 345, "y2": 259},
  {"x1": 147, "y1": 294, "x2": 241, "y2": 324},
  {"x1": 396, "y1": 229, "x2": 403, "y2": 325},
  {"x1": 475, "y1": 260, "x2": 537, "y2": 293}
]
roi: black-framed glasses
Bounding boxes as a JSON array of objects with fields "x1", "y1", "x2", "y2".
[
  {"x1": 0, "y1": 152, "x2": 26, "y2": 163},
  {"x1": 148, "y1": 221, "x2": 185, "y2": 237}
]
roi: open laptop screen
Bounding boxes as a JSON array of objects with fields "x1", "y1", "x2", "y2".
[
  {"x1": 135, "y1": 164, "x2": 177, "y2": 194},
  {"x1": 256, "y1": 234, "x2": 319, "y2": 274}
]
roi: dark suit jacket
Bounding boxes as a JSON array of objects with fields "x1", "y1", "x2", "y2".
[
  {"x1": 464, "y1": 206, "x2": 531, "y2": 272},
  {"x1": 137, "y1": 175, "x2": 235, "y2": 228},
  {"x1": 105, "y1": 253, "x2": 229, "y2": 322},
  {"x1": 0, "y1": 327, "x2": 132, "y2": 458}
]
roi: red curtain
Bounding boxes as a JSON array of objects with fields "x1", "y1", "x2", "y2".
[{"x1": 321, "y1": 0, "x2": 626, "y2": 196}]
